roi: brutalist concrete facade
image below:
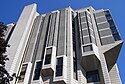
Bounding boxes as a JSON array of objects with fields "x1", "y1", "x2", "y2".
[{"x1": 5, "y1": 4, "x2": 123, "y2": 84}]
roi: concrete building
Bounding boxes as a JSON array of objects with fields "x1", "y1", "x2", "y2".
[{"x1": 5, "y1": 4, "x2": 123, "y2": 84}]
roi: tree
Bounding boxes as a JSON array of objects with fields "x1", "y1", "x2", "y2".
[{"x1": 0, "y1": 22, "x2": 12, "y2": 84}]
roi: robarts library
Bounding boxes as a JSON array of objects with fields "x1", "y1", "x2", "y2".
[{"x1": 5, "y1": 4, "x2": 123, "y2": 84}]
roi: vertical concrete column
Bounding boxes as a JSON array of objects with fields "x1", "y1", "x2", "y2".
[
  {"x1": 6, "y1": 4, "x2": 37, "y2": 75},
  {"x1": 100, "y1": 53, "x2": 111, "y2": 84},
  {"x1": 23, "y1": 62, "x2": 32, "y2": 84},
  {"x1": 53, "y1": 11, "x2": 60, "y2": 47},
  {"x1": 56, "y1": 9, "x2": 67, "y2": 56},
  {"x1": 109, "y1": 64, "x2": 121, "y2": 84},
  {"x1": 74, "y1": 11, "x2": 87, "y2": 84},
  {"x1": 66, "y1": 7, "x2": 74, "y2": 84},
  {"x1": 89, "y1": 8, "x2": 111, "y2": 84},
  {"x1": 89, "y1": 7, "x2": 102, "y2": 47}
]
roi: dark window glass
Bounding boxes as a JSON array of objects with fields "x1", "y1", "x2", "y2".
[
  {"x1": 73, "y1": 58, "x2": 77, "y2": 72},
  {"x1": 106, "y1": 15, "x2": 112, "y2": 21},
  {"x1": 110, "y1": 26, "x2": 118, "y2": 34},
  {"x1": 83, "y1": 45, "x2": 93, "y2": 52},
  {"x1": 108, "y1": 20, "x2": 114, "y2": 27},
  {"x1": 86, "y1": 70, "x2": 100, "y2": 83},
  {"x1": 113, "y1": 33, "x2": 121, "y2": 41},
  {"x1": 57, "y1": 57, "x2": 63, "y2": 65},
  {"x1": 87, "y1": 9, "x2": 90, "y2": 11},
  {"x1": 110, "y1": 26, "x2": 121, "y2": 41},
  {"x1": 56, "y1": 57, "x2": 63, "y2": 77},
  {"x1": 33, "y1": 61, "x2": 42, "y2": 80},
  {"x1": 73, "y1": 57, "x2": 78, "y2": 80},
  {"x1": 18, "y1": 64, "x2": 28, "y2": 82},
  {"x1": 44, "y1": 54, "x2": 51, "y2": 65},
  {"x1": 104, "y1": 10, "x2": 110, "y2": 15}
]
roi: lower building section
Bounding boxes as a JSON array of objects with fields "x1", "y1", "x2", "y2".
[{"x1": 15, "y1": 56, "x2": 121, "y2": 84}]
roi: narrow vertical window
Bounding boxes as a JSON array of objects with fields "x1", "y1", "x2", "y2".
[
  {"x1": 44, "y1": 48, "x2": 52, "y2": 65},
  {"x1": 55, "y1": 57, "x2": 63, "y2": 77},
  {"x1": 33, "y1": 61, "x2": 42, "y2": 80},
  {"x1": 44, "y1": 54, "x2": 51, "y2": 64},
  {"x1": 73, "y1": 57, "x2": 78, "y2": 80},
  {"x1": 18, "y1": 64, "x2": 28, "y2": 82}
]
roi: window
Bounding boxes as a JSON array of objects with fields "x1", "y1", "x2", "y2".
[
  {"x1": 83, "y1": 36, "x2": 91, "y2": 44},
  {"x1": 106, "y1": 15, "x2": 112, "y2": 21},
  {"x1": 73, "y1": 57, "x2": 77, "y2": 80},
  {"x1": 87, "y1": 9, "x2": 90, "y2": 11},
  {"x1": 113, "y1": 33, "x2": 121, "y2": 41},
  {"x1": 33, "y1": 61, "x2": 42, "y2": 80},
  {"x1": 108, "y1": 20, "x2": 114, "y2": 27},
  {"x1": 73, "y1": 57, "x2": 77, "y2": 73},
  {"x1": 83, "y1": 45, "x2": 92, "y2": 52},
  {"x1": 44, "y1": 54, "x2": 51, "y2": 65},
  {"x1": 46, "y1": 48, "x2": 52, "y2": 55},
  {"x1": 110, "y1": 25, "x2": 121, "y2": 41},
  {"x1": 55, "y1": 57, "x2": 63, "y2": 77},
  {"x1": 110, "y1": 26, "x2": 118, "y2": 34},
  {"x1": 86, "y1": 70, "x2": 100, "y2": 83},
  {"x1": 18, "y1": 64, "x2": 28, "y2": 82}
]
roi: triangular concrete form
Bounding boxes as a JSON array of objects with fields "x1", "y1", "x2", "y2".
[
  {"x1": 100, "y1": 40, "x2": 123, "y2": 53},
  {"x1": 100, "y1": 40, "x2": 123, "y2": 69}
]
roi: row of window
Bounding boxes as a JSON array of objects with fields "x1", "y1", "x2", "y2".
[
  {"x1": 95, "y1": 10, "x2": 121, "y2": 45},
  {"x1": 18, "y1": 58, "x2": 63, "y2": 82},
  {"x1": 33, "y1": 57, "x2": 64, "y2": 80},
  {"x1": 105, "y1": 11, "x2": 121, "y2": 41},
  {"x1": 18, "y1": 60, "x2": 100, "y2": 83},
  {"x1": 18, "y1": 64, "x2": 28, "y2": 82},
  {"x1": 79, "y1": 12, "x2": 96, "y2": 45}
]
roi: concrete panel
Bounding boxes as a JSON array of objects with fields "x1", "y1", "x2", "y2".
[
  {"x1": 57, "y1": 9, "x2": 67, "y2": 56},
  {"x1": 101, "y1": 36, "x2": 114, "y2": 45},
  {"x1": 83, "y1": 36, "x2": 91, "y2": 44},
  {"x1": 35, "y1": 14, "x2": 50, "y2": 60},
  {"x1": 80, "y1": 17, "x2": 87, "y2": 22},
  {"x1": 97, "y1": 22, "x2": 110, "y2": 30},
  {"x1": 47, "y1": 12, "x2": 57, "y2": 46},
  {"x1": 53, "y1": 11, "x2": 60, "y2": 47},
  {"x1": 109, "y1": 64, "x2": 121, "y2": 84},
  {"x1": 82, "y1": 29, "x2": 89, "y2": 36},
  {"x1": 99, "y1": 28, "x2": 112, "y2": 37},
  {"x1": 24, "y1": 16, "x2": 43, "y2": 62},
  {"x1": 94, "y1": 11, "x2": 105, "y2": 17},
  {"x1": 96, "y1": 16, "x2": 107, "y2": 23},
  {"x1": 81, "y1": 23, "x2": 88, "y2": 29}
]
